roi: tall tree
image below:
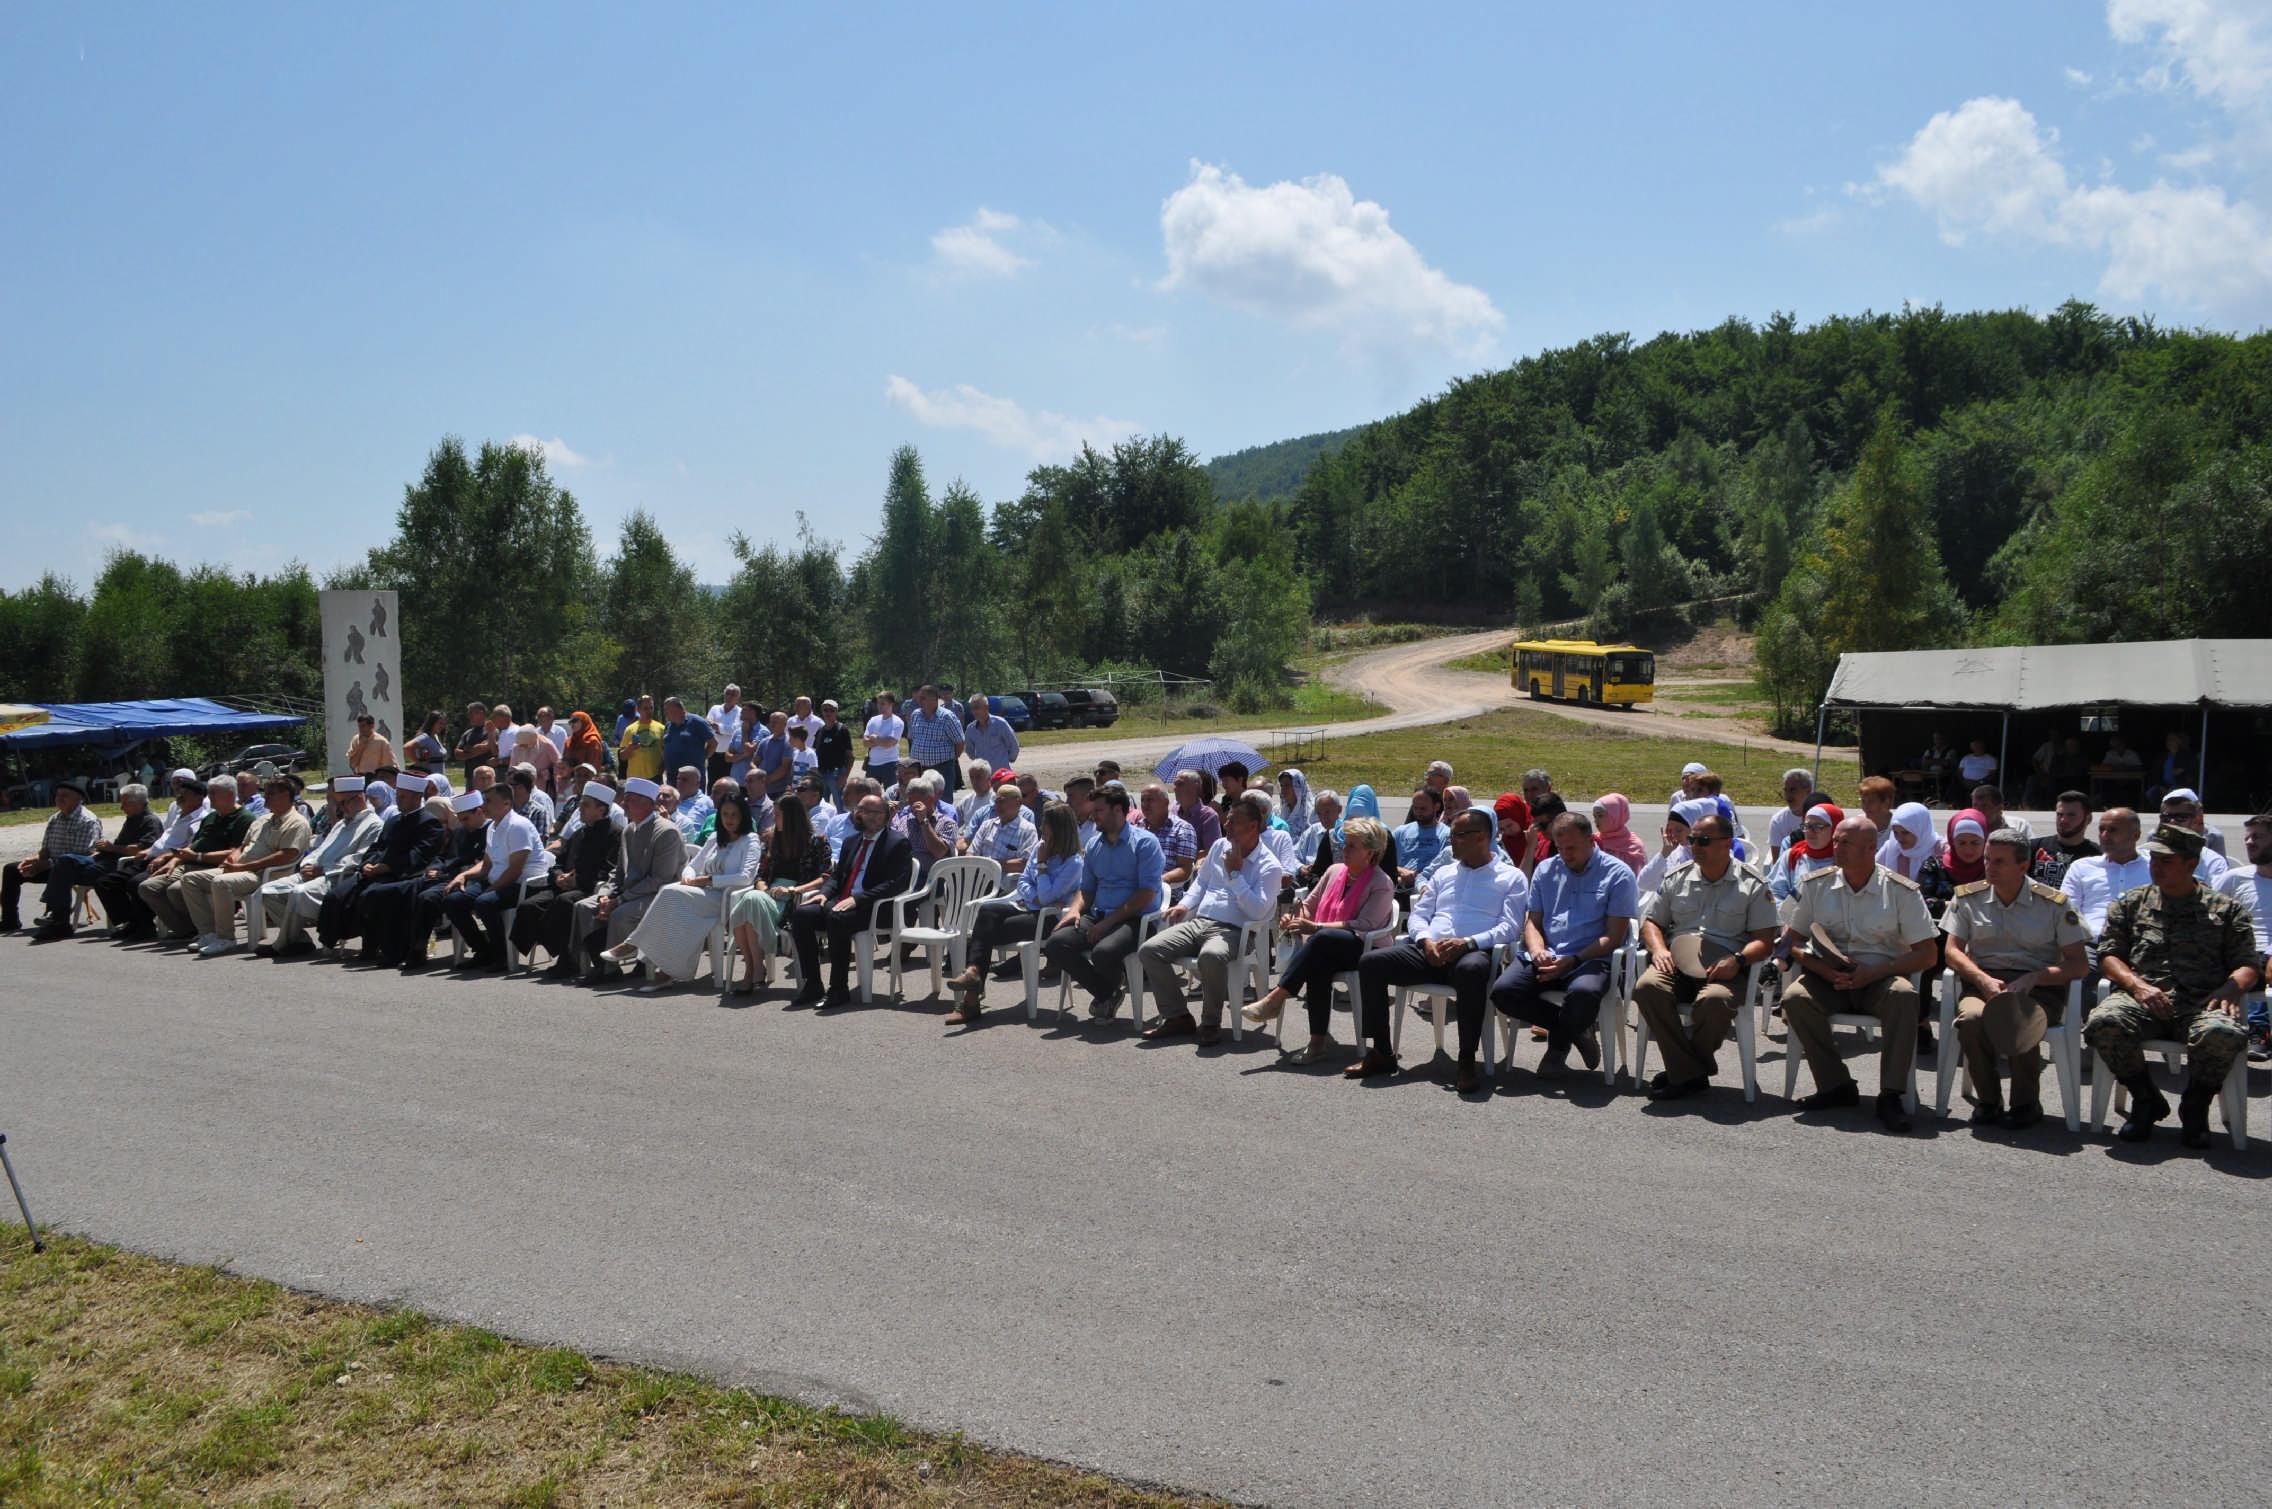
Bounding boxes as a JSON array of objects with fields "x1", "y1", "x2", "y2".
[
  {"x1": 605, "y1": 510, "x2": 711, "y2": 702},
  {"x1": 1812, "y1": 409, "x2": 1961, "y2": 655},
  {"x1": 864, "y1": 446, "x2": 937, "y2": 685},
  {"x1": 0, "y1": 573, "x2": 88, "y2": 702}
]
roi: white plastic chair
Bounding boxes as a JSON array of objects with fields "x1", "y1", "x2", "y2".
[
  {"x1": 1267, "y1": 914, "x2": 1402, "y2": 1048},
  {"x1": 1487, "y1": 923, "x2": 1639, "y2": 1085},
  {"x1": 883, "y1": 856, "x2": 1002, "y2": 1002},
  {"x1": 1393, "y1": 943, "x2": 1513, "y2": 1072},
  {"x1": 1053, "y1": 908, "x2": 1165, "y2": 1030},
  {"x1": 1776, "y1": 964, "x2": 1923, "y2": 1110},
  {"x1": 703, "y1": 874, "x2": 758, "y2": 988},
  {"x1": 1015, "y1": 905, "x2": 1066, "y2": 1020},
  {"x1": 2086, "y1": 979, "x2": 2249, "y2": 1149},
  {"x1": 1933, "y1": 974, "x2": 2085, "y2": 1131},
  {"x1": 1630, "y1": 958, "x2": 1768, "y2": 1104},
  {"x1": 447, "y1": 876, "x2": 531, "y2": 973}
]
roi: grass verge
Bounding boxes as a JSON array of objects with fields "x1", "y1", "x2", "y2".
[
  {"x1": 0, "y1": 802, "x2": 128, "y2": 831},
  {"x1": 1021, "y1": 681, "x2": 1379, "y2": 748},
  {"x1": 1282, "y1": 704, "x2": 1855, "y2": 806},
  {"x1": 0, "y1": 1225, "x2": 1212, "y2": 1508},
  {"x1": 1443, "y1": 645, "x2": 1510, "y2": 676}
]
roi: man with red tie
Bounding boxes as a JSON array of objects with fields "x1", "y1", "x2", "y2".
[{"x1": 790, "y1": 793, "x2": 913, "y2": 1008}]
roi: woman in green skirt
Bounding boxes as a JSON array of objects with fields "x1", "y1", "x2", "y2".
[{"x1": 729, "y1": 792, "x2": 834, "y2": 992}]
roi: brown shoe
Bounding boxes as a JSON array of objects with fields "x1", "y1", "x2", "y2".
[
  {"x1": 1453, "y1": 1060, "x2": 1483, "y2": 1093},
  {"x1": 1142, "y1": 1013, "x2": 1197, "y2": 1039},
  {"x1": 946, "y1": 966, "x2": 982, "y2": 993},
  {"x1": 1343, "y1": 1048, "x2": 1399, "y2": 1079},
  {"x1": 943, "y1": 1003, "x2": 979, "y2": 1026},
  {"x1": 1195, "y1": 1023, "x2": 1223, "y2": 1046}
]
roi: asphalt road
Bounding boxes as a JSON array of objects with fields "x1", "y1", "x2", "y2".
[{"x1": 5, "y1": 931, "x2": 2269, "y2": 1506}]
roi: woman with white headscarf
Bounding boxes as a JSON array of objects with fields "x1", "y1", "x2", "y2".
[
  {"x1": 1277, "y1": 768, "x2": 1315, "y2": 846},
  {"x1": 1876, "y1": 802, "x2": 1942, "y2": 881}
]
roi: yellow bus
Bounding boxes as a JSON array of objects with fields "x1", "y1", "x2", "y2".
[{"x1": 1511, "y1": 639, "x2": 1656, "y2": 707}]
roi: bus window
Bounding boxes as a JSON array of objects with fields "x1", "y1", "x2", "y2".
[{"x1": 1608, "y1": 653, "x2": 1654, "y2": 684}]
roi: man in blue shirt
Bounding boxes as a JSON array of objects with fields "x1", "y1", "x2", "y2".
[
  {"x1": 750, "y1": 710, "x2": 794, "y2": 801},
  {"x1": 905, "y1": 684, "x2": 967, "y2": 799},
  {"x1": 1394, "y1": 786, "x2": 1448, "y2": 889},
  {"x1": 659, "y1": 696, "x2": 714, "y2": 781},
  {"x1": 1490, "y1": 811, "x2": 1638, "y2": 1080},
  {"x1": 1043, "y1": 782, "x2": 1164, "y2": 1022},
  {"x1": 962, "y1": 695, "x2": 1020, "y2": 771}
]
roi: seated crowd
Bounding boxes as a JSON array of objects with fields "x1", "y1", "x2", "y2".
[{"x1": 5, "y1": 686, "x2": 2265, "y2": 1152}]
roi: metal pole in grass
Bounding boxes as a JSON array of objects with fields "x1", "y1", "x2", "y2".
[{"x1": 0, "y1": 1133, "x2": 42, "y2": 1252}]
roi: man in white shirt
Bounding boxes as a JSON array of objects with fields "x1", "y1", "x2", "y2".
[
  {"x1": 954, "y1": 761, "x2": 999, "y2": 829},
  {"x1": 2215, "y1": 811, "x2": 2272, "y2": 1057},
  {"x1": 2064, "y1": 807, "x2": 2151, "y2": 938},
  {"x1": 1137, "y1": 791, "x2": 1284, "y2": 1044},
  {"x1": 437, "y1": 784, "x2": 550, "y2": 970},
  {"x1": 1957, "y1": 739, "x2": 1999, "y2": 787},
  {"x1": 1349, "y1": 810, "x2": 1528, "y2": 1085},
  {"x1": 257, "y1": 775, "x2": 383, "y2": 953},
  {"x1": 786, "y1": 695, "x2": 824, "y2": 743},
  {"x1": 534, "y1": 706, "x2": 569, "y2": 755}
]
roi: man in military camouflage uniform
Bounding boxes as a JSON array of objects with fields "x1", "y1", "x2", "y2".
[
  {"x1": 1942, "y1": 828, "x2": 2091, "y2": 1130},
  {"x1": 2084, "y1": 824, "x2": 2261, "y2": 1148}
]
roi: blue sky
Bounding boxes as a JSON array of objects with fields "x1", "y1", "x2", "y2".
[{"x1": 4, "y1": 1, "x2": 2267, "y2": 590}]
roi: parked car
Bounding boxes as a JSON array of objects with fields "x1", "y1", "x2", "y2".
[
  {"x1": 204, "y1": 743, "x2": 310, "y2": 778},
  {"x1": 1060, "y1": 688, "x2": 1120, "y2": 728},
  {"x1": 1015, "y1": 690, "x2": 1073, "y2": 731},
  {"x1": 984, "y1": 695, "x2": 1033, "y2": 732}
]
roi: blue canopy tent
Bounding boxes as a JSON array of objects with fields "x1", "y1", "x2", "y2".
[{"x1": 0, "y1": 699, "x2": 307, "y2": 761}]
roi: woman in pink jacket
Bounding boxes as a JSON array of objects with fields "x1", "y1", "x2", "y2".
[{"x1": 1242, "y1": 817, "x2": 1399, "y2": 1063}]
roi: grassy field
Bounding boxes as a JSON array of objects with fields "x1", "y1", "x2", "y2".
[
  {"x1": 1444, "y1": 644, "x2": 1510, "y2": 675},
  {"x1": 0, "y1": 802, "x2": 127, "y2": 830},
  {"x1": 1021, "y1": 681, "x2": 1379, "y2": 748},
  {"x1": 0, "y1": 1225, "x2": 1209, "y2": 1508},
  {"x1": 1282, "y1": 704, "x2": 1852, "y2": 806}
]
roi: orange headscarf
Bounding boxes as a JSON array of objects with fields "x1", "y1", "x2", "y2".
[{"x1": 566, "y1": 710, "x2": 606, "y2": 771}]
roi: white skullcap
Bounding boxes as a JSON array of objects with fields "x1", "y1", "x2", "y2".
[
  {"x1": 622, "y1": 777, "x2": 661, "y2": 800},
  {"x1": 1680, "y1": 762, "x2": 1709, "y2": 777},
  {"x1": 451, "y1": 791, "x2": 484, "y2": 813},
  {"x1": 396, "y1": 772, "x2": 429, "y2": 793},
  {"x1": 334, "y1": 776, "x2": 366, "y2": 793},
  {"x1": 169, "y1": 767, "x2": 199, "y2": 785},
  {"x1": 2162, "y1": 787, "x2": 2200, "y2": 806},
  {"x1": 582, "y1": 782, "x2": 617, "y2": 804}
]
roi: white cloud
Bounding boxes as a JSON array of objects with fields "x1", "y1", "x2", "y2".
[
  {"x1": 1876, "y1": 97, "x2": 2072, "y2": 244},
  {"x1": 2108, "y1": 0, "x2": 2272, "y2": 118},
  {"x1": 189, "y1": 509, "x2": 251, "y2": 527},
  {"x1": 1870, "y1": 82, "x2": 2272, "y2": 310},
  {"x1": 883, "y1": 375, "x2": 1138, "y2": 461},
  {"x1": 86, "y1": 522, "x2": 163, "y2": 553},
  {"x1": 1101, "y1": 321, "x2": 1168, "y2": 345},
  {"x1": 1775, "y1": 205, "x2": 1843, "y2": 236},
  {"x1": 2065, "y1": 66, "x2": 2096, "y2": 86},
  {"x1": 508, "y1": 434, "x2": 589, "y2": 469},
  {"x1": 931, "y1": 207, "x2": 1036, "y2": 276},
  {"x1": 1157, "y1": 161, "x2": 1503, "y2": 358}
]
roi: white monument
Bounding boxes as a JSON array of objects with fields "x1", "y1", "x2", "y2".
[{"x1": 320, "y1": 589, "x2": 401, "y2": 774}]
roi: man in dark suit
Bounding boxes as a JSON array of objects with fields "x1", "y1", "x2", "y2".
[
  {"x1": 791, "y1": 792, "x2": 912, "y2": 1008},
  {"x1": 319, "y1": 772, "x2": 447, "y2": 952}
]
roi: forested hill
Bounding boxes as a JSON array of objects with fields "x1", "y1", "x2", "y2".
[
  {"x1": 1204, "y1": 426, "x2": 1364, "y2": 501},
  {"x1": 1279, "y1": 301, "x2": 2271, "y2": 728}
]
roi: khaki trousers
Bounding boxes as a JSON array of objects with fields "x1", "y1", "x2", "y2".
[
  {"x1": 138, "y1": 869, "x2": 197, "y2": 936},
  {"x1": 1954, "y1": 970, "x2": 2067, "y2": 1109},
  {"x1": 1781, "y1": 970, "x2": 1919, "y2": 1093},
  {"x1": 179, "y1": 868, "x2": 264, "y2": 938},
  {"x1": 1631, "y1": 963, "x2": 1741, "y2": 1083}
]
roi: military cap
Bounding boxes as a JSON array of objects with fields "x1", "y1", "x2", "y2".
[{"x1": 2141, "y1": 823, "x2": 2203, "y2": 861}]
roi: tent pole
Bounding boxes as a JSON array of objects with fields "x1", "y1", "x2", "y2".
[
  {"x1": 1811, "y1": 704, "x2": 1826, "y2": 790},
  {"x1": 2198, "y1": 706, "x2": 2209, "y2": 804},
  {"x1": 1998, "y1": 712, "x2": 2009, "y2": 807}
]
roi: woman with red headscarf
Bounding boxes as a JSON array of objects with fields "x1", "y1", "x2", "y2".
[
  {"x1": 1770, "y1": 801, "x2": 1844, "y2": 913},
  {"x1": 1493, "y1": 793, "x2": 1533, "y2": 874},
  {"x1": 564, "y1": 710, "x2": 607, "y2": 775}
]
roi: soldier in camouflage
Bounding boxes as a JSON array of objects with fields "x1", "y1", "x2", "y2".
[{"x1": 2083, "y1": 823, "x2": 2261, "y2": 1149}]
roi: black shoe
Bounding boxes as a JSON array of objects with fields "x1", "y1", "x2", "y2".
[
  {"x1": 2178, "y1": 1086, "x2": 2218, "y2": 1150},
  {"x1": 791, "y1": 985, "x2": 826, "y2": 1007},
  {"x1": 0, "y1": 919, "x2": 18, "y2": 934},
  {"x1": 1648, "y1": 1074, "x2": 1707, "y2": 1102},
  {"x1": 2115, "y1": 1074, "x2": 2169, "y2": 1142},
  {"x1": 1573, "y1": 1029, "x2": 1601, "y2": 1072},
  {"x1": 1535, "y1": 1050, "x2": 1569, "y2": 1080},
  {"x1": 544, "y1": 957, "x2": 578, "y2": 978},
  {"x1": 2002, "y1": 1102, "x2": 2043, "y2": 1131},
  {"x1": 820, "y1": 990, "x2": 852, "y2": 1010},
  {"x1": 31, "y1": 921, "x2": 73, "y2": 941},
  {"x1": 1452, "y1": 1059, "x2": 1483, "y2": 1093},
  {"x1": 1876, "y1": 1091, "x2": 1914, "y2": 1134},
  {"x1": 1796, "y1": 1079, "x2": 1859, "y2": 1112},
  {"x1": 1969, "y1": 1100, "x2": 2005, "y2": 1128}
]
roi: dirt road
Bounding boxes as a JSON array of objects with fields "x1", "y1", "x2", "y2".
[{"x1": 1023, "y1": 629, "x2": 1822, "y2": 783}]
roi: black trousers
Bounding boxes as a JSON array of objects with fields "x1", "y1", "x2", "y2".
[
  {"x1": 94, "y1": 864, "x2": 155, "y2": 932},
  {"x1": 1277, "y1": 927, "x2": 1368, "y2": 1035},
  {"x1": 316, "y1": 870, "x2": 377, "y2": 946},
  {"x1": 790, "y1": 895, "x2": 883, "y2": 995},
  {"x1": 1357, "y1": 941, "x2": 1497, "y2": 1058},
  {"x1": 511, "y1": 886, "x2": 588, "y2": 963},
  {"x1": 356, "y1": 875, "x2": 433, "y2": 962},
  {"x1": 1, "y1": 861, "x2": 40, "y2": 926},
  {"x1": 966, "y1": 897, "x2": 1044, "y2": 973}
]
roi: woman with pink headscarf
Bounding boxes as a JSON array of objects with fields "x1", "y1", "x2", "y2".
[{"x1": 1589, "y1": 792, "x2": 1648, "y2": 873}]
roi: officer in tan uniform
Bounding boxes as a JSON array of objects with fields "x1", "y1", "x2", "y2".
[
  {"x1": 1780, "y1": 815, "x2": 1941, "y2": 1132},
  {"x1": 1631, "y1": 811, "x2": 1779, "y2": 1101},
  {"x1": 1942, "y1": 827, "x2": 2090, "y2": 1130}
]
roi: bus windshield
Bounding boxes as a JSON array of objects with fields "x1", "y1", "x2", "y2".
[{"x1": 1607, "y1": 653, "x2": 1654, "y2": 684}]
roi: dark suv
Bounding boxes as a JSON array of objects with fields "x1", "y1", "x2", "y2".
[
  {"x1": 1059, "y1": 689, "x2": 1120, "y2": 728},
  {"x1": 1016, "y1": 690, "x2": 1073, "y2": 730}
]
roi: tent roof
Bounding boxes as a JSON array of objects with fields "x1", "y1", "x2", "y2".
[
  {"x1": 0, "y1": 698, "x2": 307, "y2": 756},
  {"x1": 1824, "y1": 639, "x2": 2272, "y2": 712}
]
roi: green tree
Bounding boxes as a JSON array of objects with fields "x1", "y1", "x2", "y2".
[
  {"x1": 930, "y1": 480, "x2": 998, "y2": 693},
  {"x1": 864, "y1": 446, "x2": 937, "y2": 686},
  {"x1": 0, "y1": 573, "x2": 88, "y2": 702},
  {"x1": 1812, "y1": 410, "x2": 1961, "y2": 655},
  {"x1": 604, "y1": 510, "x2": 712, "y2": 702},
  {"x1": 717, "y1": 518, "x2": 853, "y2": 702}
]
